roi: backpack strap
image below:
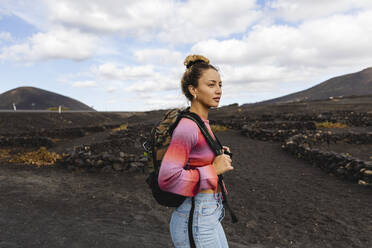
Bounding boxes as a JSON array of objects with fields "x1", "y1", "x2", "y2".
[
  {"x1": 188, "y1": 197, "x2": 196, "y2": 248},
  {"x1": 181, "y1": 112, "x2": 222, "y2": 156}
]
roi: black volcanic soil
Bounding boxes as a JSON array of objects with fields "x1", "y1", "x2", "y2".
[
  {"x1": 1, "y1": 128, "x2": 372, "y2": 248},
  {"x1": 0, "y1": 112, "x2": 137, "y2": 135}
]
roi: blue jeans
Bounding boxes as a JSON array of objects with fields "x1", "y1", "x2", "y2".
[{"x1": 169, "y1": 192, "x2": 228, "y2": 248}]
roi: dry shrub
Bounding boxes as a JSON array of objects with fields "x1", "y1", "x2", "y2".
[
  {"x1": 0, "y1": 149, "x2": 11, "y2": 159},
  {"x1": 315, "y1": 121, "x2": 348, "y2": 128},
  {"x1": 211, "y1": 124, "x2": 228, "y2": 132},
  {"x1": 51, "y1": 138, "x2": 61, "y2": 143},
  {"x1": 112, "y1": 123, "x2": 128, "y2": 132},
  {"x1": 8, "y1": 147, "x2": 66, "y2": 167}
]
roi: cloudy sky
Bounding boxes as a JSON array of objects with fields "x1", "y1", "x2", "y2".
[{"x1": 1, "y1": 0, "x2": 372, "y2": 111}]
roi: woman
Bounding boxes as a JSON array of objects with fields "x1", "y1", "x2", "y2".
[{"x1": 158, "y1": 54, "x2": 234, "y2": 247}]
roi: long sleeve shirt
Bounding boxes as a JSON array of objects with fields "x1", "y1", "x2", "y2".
[{"x1": 158, "y1": 115, "x2": 219, "y2": 196}]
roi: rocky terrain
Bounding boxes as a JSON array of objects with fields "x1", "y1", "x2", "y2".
[{"x1": 1, "y1": 98, "x2": 372, "y2": 248}]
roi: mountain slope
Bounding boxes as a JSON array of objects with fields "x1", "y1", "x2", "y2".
[
  {"x1": 0, "y1": 86, "x2": 94, "y2": 111},
  {"x1": 256, "y1": 67, "x2": 372, "y2": 104}
]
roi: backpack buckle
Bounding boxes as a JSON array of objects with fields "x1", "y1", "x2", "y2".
[{"x1": 142, "y1": 140, "x2": 152, "y2": 151}]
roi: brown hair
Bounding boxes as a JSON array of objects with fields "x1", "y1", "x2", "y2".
[{"x1": 181, "y1": 55, "x2": 218, "y2": 102}]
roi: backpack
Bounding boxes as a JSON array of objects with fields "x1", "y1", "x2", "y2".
[
  {"x1": 143, "y1": 107, "x2": 190, "y2": 207},
  {"x1": 143, "y1": 106, "x2": 238, "y2": 222}
]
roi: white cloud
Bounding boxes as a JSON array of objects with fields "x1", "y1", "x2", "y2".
[
  {"x1": 96, "y1": 63, "x2": 155, "y2": 81},
  {"x1": 3, "y1": 0, "x2": 260, "y2": 44},
  {"x1": 157, "y1": 0, "x2": 261, "y2": 43},
  {"x1": 0, "y1": 32, "x2": 12, "y2": 42},
  {"x1": 0, "y1": 0, "x2": 50, "y2": 30},
  {"x1": 72, "y1": 80, "x2": 97, "y2": 88},
  {"x1": 105, "y1": 86, "x2": 118, "y2": 93},
  {"x1": 92, "y1": 62, "x2": 180, "y2": 92},
  {"x1": 0, "y1": 27, "x2": 100, "y2": 62},
  {"x1": 134, "y1": 91, "x2": 188, "y2": 110},
  {"x1": 45, "y1": 0, "x2": 172, "y2": 36},
  {"x1": 134, "y1": 48, "x2": 183, "y2": 65},
  {"x1": 266, "y1": 0, "x2": 372, "y2": 22},
  {"x1": 192, "y1": 10, "x2": 372, "y2": 84}
]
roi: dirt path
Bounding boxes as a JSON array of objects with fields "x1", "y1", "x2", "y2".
[
  {"x1": 218, "y1": 129, "x2": 372, "y2": 248},
  {"x1": 1, "y1": 129, "x2": 371, "y2": 248}
]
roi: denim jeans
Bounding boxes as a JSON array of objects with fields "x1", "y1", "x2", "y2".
[{"x1": 169, "y1": 192, "x2": 228, "y2": 248}]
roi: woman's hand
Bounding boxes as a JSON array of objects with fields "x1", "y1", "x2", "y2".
[
  {"x1": 222, "y1": 146, "x2": 231, "y2": 153},
  {"x1": 212, "y1": 153, "x2": 233, "y2": 175}
]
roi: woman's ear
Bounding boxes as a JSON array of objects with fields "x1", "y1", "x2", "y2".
[{"x1": 188, "y1": 85, "x2": 196, "y2": 97}]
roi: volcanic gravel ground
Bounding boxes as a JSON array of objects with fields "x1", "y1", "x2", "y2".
[{"x1": 1, "y1": 129, "x2": 372, "y2": 248}]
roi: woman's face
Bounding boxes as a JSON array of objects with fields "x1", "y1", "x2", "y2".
[{"x1": 192, "y1": 68, "x2": 222, "y2": 108}]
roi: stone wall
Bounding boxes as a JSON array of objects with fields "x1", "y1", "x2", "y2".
[
  {"x1": 214, "y1": 110, "x2": 372, "y2": 130},
  {"x1": 61, "y1": 144, "x2": 147, "y2": 173},
  {"x1": 282, "y1": 130, "x2": 372, "y2": 186},
  {"x1": 59, "y1": 124, "x2": 151, "y2": 173},
  {"x1": 240, "y1": 121, "x2": 316, "y2": 142}
]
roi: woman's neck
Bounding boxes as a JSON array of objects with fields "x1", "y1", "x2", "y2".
[{"x1": 189, "y1": 102, "x2": 209, "y2": 120}]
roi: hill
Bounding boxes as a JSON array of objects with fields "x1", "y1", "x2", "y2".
[
  {"x1": 255, "y1": 67, "x2": 372, "y2": 105},
  {"x1": 0, "y1": 86, "x2": 94, "y2": 111}
]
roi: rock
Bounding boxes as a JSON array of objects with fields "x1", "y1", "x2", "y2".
[
  {"x1": 75, "y1": 158, "x2": 85, "y2": 167},
  {"x1": 101, "y1": 165, "x2": 113, "y2": 173},
  {"x1": 96, "y1": 160, "x2": 104, "y2": 166},
  {"x1": 128, "y1": 162, "x2": 144, "y2": 172},
  {"x1": 336, "y1": 167, "x2": 346, "y2": 175},
  {"x1": 129, "y1": 162, "x2": 143, "y2": 168},
  {"x1": 107, "y1": 155, "x2": 116, "y2": 162},
  {"x1": 358, "y1": 180, "x2": 369, "y2": 185},
  {"x1": 113, "y1": 163, "x2": 123, "y2": 171},
  {"x1": 364, "y1": 161, "x2": 372, "y2": 169},
  {"x1": 139, "y1": 156, "x2": 148, "y2": 162},
  {"x1": 101, "y1": 152, "x2": 110, "y2": 161}
]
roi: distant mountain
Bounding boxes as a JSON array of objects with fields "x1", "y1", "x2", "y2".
[
  {"x1": 0, "y1": 86, "x2": 95, "y2": 111},
  {"x1": 254, "y1": 67, "x2": 372, "y2": 105}
]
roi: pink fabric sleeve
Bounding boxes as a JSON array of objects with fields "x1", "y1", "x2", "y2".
[
  {"x1": 196, "y1": 165, "x2": 218, "y2": 192},
  {"x1": 158, "y1": 119, "x2": 200, "y2": 196}
]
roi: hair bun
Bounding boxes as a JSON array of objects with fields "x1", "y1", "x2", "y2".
[{"x1": 184, "y1": 55, "x2": 210, "y2": 69}]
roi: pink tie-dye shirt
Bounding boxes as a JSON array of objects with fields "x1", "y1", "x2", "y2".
[{"x1": 158, "y1": 115, "x2": 219, "y2": 196}]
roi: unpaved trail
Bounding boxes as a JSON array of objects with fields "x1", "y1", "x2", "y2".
[
  {"x1": 218, "y1": 129, "x2": 372, "y2": 248},
  {"x1": 0, "y1": 129, "x2": 371, "y2": 248}
]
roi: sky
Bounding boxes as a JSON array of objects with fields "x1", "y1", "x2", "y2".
[{"x1": 1, "y1": 0, "x2": 372, "y2": 111}]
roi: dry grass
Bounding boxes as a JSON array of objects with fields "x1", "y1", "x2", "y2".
[
  {"x1": 315, "y1": 121, "x2": 348, "y2": 128},
  {"x1": 112, "y1": 123, "x2": 128, "y2": 132},
  {"x1": 51, "y1": 138, "x2": 61, "y2": 143},
  {"x1": 0, "y1": 149, "x2": 11, "y2": 160},
  {"x1": 211, "y1": 124, "x2": 229, "y2": 132},
  {"x1": 8, "y1": 147, "x2": 66, "y2": 167}
]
